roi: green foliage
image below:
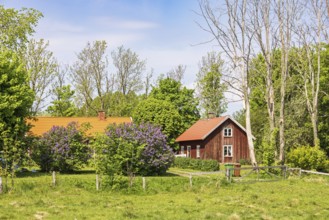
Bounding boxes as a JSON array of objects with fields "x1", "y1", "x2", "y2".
[
  {"x1": 133, "y1": 98, "x2": 181, "y2": 147},
  {"x1": 47, "y1": 85, "x2": 77, "y2": 116},
  {"x1": 150, "y1": 78, "x2": 200, "y2": 129},
  {"x1": 287, "y1": 146, "x2": 327, "y2": 171},
  {"x1": 196, "y1": 51, "x2": 227, "y2": 117},
  {"x1": 173, "y1": 157, "x2": 219, "y2": 171},
  {"x1": 92, "y1": 123, "x2": 174, "y2": 185},
  {"x1": 0, "y1": 6, "x2": 42, "y2": 52},
  {"x1": 137, "y1": 78, "x2": 199, "y2": 148},
  {"x1": 262, "y1": 127, "x2": 279, "y2": 166},
  {"x1": 31, "y1": 122, "x2": 90, "y2": 172},
  {"x1": 25, "y1": 39, "x2": 58, "y2": 115},
  {"x1": 238, "y1": 158, "x2": 251, "y2": 165},
  {"x1": 0, "y1": 49, "x2": 34, "y2": 183}
]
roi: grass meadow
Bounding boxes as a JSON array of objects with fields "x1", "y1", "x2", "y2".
[{"x1": 0, "y1": 168, "x2": 329, "y2": 219}]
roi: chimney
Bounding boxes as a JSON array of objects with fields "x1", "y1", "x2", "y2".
[
  {"x1": 98, "y1": 110, "x2": 106, "y2": 121},
  {"x1": 208, "y1": 112, "x2": 216, "y2": 119}
]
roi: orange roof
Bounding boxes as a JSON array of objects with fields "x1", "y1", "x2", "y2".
[
  {"x1": 26, "y1": 117, "x2": 132, "y2": 136},
  {"x1": 176, "y1": 116, "x2": 227, "y2": 142}
]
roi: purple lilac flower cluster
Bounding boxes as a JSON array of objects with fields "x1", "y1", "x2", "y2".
[
  {"x1": 34, "y1": 122, "x2": 89, "y2": 172},
  {"x1": 106, "y1": 123, "x2": 174, "y2": 175}
]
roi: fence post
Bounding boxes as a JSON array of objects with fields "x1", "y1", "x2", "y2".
[
  {"x1": 226, "y1": 168, "x2": 231, "y2": 181},
  {"x1": 96, "y1": 174, "x2": 99, "y2": 191},
  {"x1": 0, "y1": 176, "x2": 2, "y2": 194},
  {"x1": 142, "y1": 177, "x2": 146, "y2": 191},
  {"x1": 52, "y1": 171, "x2": 56, "y2": 186},
  {"x1": 189, "y1": 174, "x2": 193, "y2": 187}
]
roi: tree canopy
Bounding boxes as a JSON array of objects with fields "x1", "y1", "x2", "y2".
[{"x1": 0, "y1": 48, "x2": 34, "y2": 178}]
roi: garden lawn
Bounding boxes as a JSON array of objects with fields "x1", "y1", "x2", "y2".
[{"x1": 0, "y1": 171, "x2": 329, "y2": 219}]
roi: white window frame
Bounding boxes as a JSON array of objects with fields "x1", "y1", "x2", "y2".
[
  {"x1": 224, "y1": 127, "x2": 233, "y2": 137},
  {"x1": 196, "y1": 145, "x2": 200, "y2": 158},
  {"x1": 187, "y1": 145, "x2": 191, "y2": 158},
  {"x1": 223, "y1": 145, "x2": 233, "y2": 157},
  {"x1": 180, "y1": 146, "x2": 185, "y2": 154}
]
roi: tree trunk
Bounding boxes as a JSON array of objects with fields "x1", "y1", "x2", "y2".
[{"x1": 245, "y1": 96, "x2": 257, "y2": 166}]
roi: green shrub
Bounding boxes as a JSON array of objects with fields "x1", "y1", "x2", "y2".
[
  {"x1": 173, "y1": 157, "x2": 219, "y2": 171},
  {"x1": 287, "y1": 146, "x2": 327, "y2": 171},
  {"x1": 239, "y1": 158, "x2": 252, "y2": 166}
]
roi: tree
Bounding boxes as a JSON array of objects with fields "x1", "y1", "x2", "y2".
[
  {"x1": 150, "y1": 78, "x2": 200, "y2": 136},
  {"x1": 292, "y1": 0, "x2": 327, "y2": 147},
  {"x1": 112, "y1": 45, "x2": 146, "y2": 95},
  {"x1": 196, "y1": 52, "x2": 227, "y2": 117},
  {"x1": 47, "y1": 66, "x2": 77, "y2": 116},
  {"x1": 276, "y1": 0, "x2": 300, "y2": 163},
  {"x1": 0, "y1": 6, "x2": 42, "y2": 52},
  {"x1": 133, "y1": 98, "x2": 182, "y2": 148},
  {"x1": 0, "y1": 49, "x2": 34, "y2": 188},
  {"x1": 24, "y1": 39, "x2": 58, "y2": 115},
  {"x1": 144, "y1": 68, "x2": 153, "y2": 98},
  {"x1": 250, "y1": 0, "x2": 278, "y2": 158},
  {"x1": 198, "y1": 0, "x2": 257, "y2": 166},
  {"x1": 71, "y1": 40, "x2": 110, "y2": 115},
  {"x1": 167, "y1": 64, "x2": 186, "y2": 82},
  {"x1": 47, "y1": 85, "x2": 76, "y2": 117}
]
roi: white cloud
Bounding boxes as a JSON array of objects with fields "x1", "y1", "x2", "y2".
[
  {"x1": 92, "y1": 16, "x2": 158, "y2": 30},
  {"x1": 37, "y1": 18, "x2": 85, "y2": 34}
]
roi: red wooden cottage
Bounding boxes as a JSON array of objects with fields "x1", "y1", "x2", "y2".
[{"x1": 175, "y1": 116, "x2": 250, "y2": 163}]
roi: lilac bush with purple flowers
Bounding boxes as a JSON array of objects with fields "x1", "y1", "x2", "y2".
[
  {"x1": 93, "y1": 123, "x2": 174, "y2": 178},
  {"x1": 32, "y1": 122, "x2": 90, "y2": 172}
]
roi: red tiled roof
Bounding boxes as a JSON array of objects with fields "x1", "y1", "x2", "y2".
[
  {"x1": 26, "y1": 117, "x2": 132, "y2": 136},
  {"x1": 176, "y1": 116, "x2": 228, "y2": 142}
]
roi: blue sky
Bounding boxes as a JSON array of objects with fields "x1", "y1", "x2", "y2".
[{"x1": 1, "y1": 0, "x2": 242, "y2": 114}]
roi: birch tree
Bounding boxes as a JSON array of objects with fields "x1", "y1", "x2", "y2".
[
  {"x1": 198, "y1": 0, "x2": 257, "y2": 166},
  {"x1": 293, "y1": 0, "x2": 327, "y2": 147},
  {"x1": 275, "y1": 0, "x2": 301, "y2": 163},
  {"x1": 250, "y1": 0, "x2": 278, "y2": 154}
]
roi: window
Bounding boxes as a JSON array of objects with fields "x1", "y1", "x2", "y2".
[
  {"x1": 224, "y1": 128, "x2": 232, "y2": 137},
  {"x1": 196, "y1": 145, "x2": 200, "y2": 158},
  {"x1": 180, "y1": 146, "x2": 185, "y2": 155},
  {"x1": 187, "y1": 146, "x2": 191, "y2": 158},
  {"x1": 223, "y1": 145, "x2": 233, "y2": 157}
]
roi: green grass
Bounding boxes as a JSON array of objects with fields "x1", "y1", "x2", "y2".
[{"x1": 0, "y1": 169, "x2": 329, "y2": 219}]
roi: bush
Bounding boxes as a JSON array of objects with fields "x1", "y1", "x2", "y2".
[
  {"x1": 32, "y1": 122, "x2": 90, "y2": 172},
  {"x1": 93, "y1": 123, "x2": 174, "y2": 178},
  {"x1": 173, "y1": 157, "x2": 219, "y2": 171},
  {"x1": 287, "y1": 146, "x2": 327, "y2": 171},
  {"x1": 239, "y1": 158, "x2": 251, "y2": 166}
]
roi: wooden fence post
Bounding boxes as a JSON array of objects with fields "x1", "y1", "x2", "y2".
[
  {"x1": 142, "y1": 177, "x2": 146, "y2": 191},
  {"x1": 189, "y1": 174, "x2": 193, "y2": 187},
  {"x1": 283, "y1": 166, "x2": 287, "y2": 179},
  {"x1": 52, "y1": 171, "x2": 56, "y2": 186},
  {"x1": 96, "y1": 174, "x2": 99, "y2": 191},
  {"x1": 0, "y1": 176, "x2": 2, "y2": 193}
]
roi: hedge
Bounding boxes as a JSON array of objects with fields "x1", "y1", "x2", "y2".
[{"x1": 173, "y1": 157, "x2": 219, "y2": 171}]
